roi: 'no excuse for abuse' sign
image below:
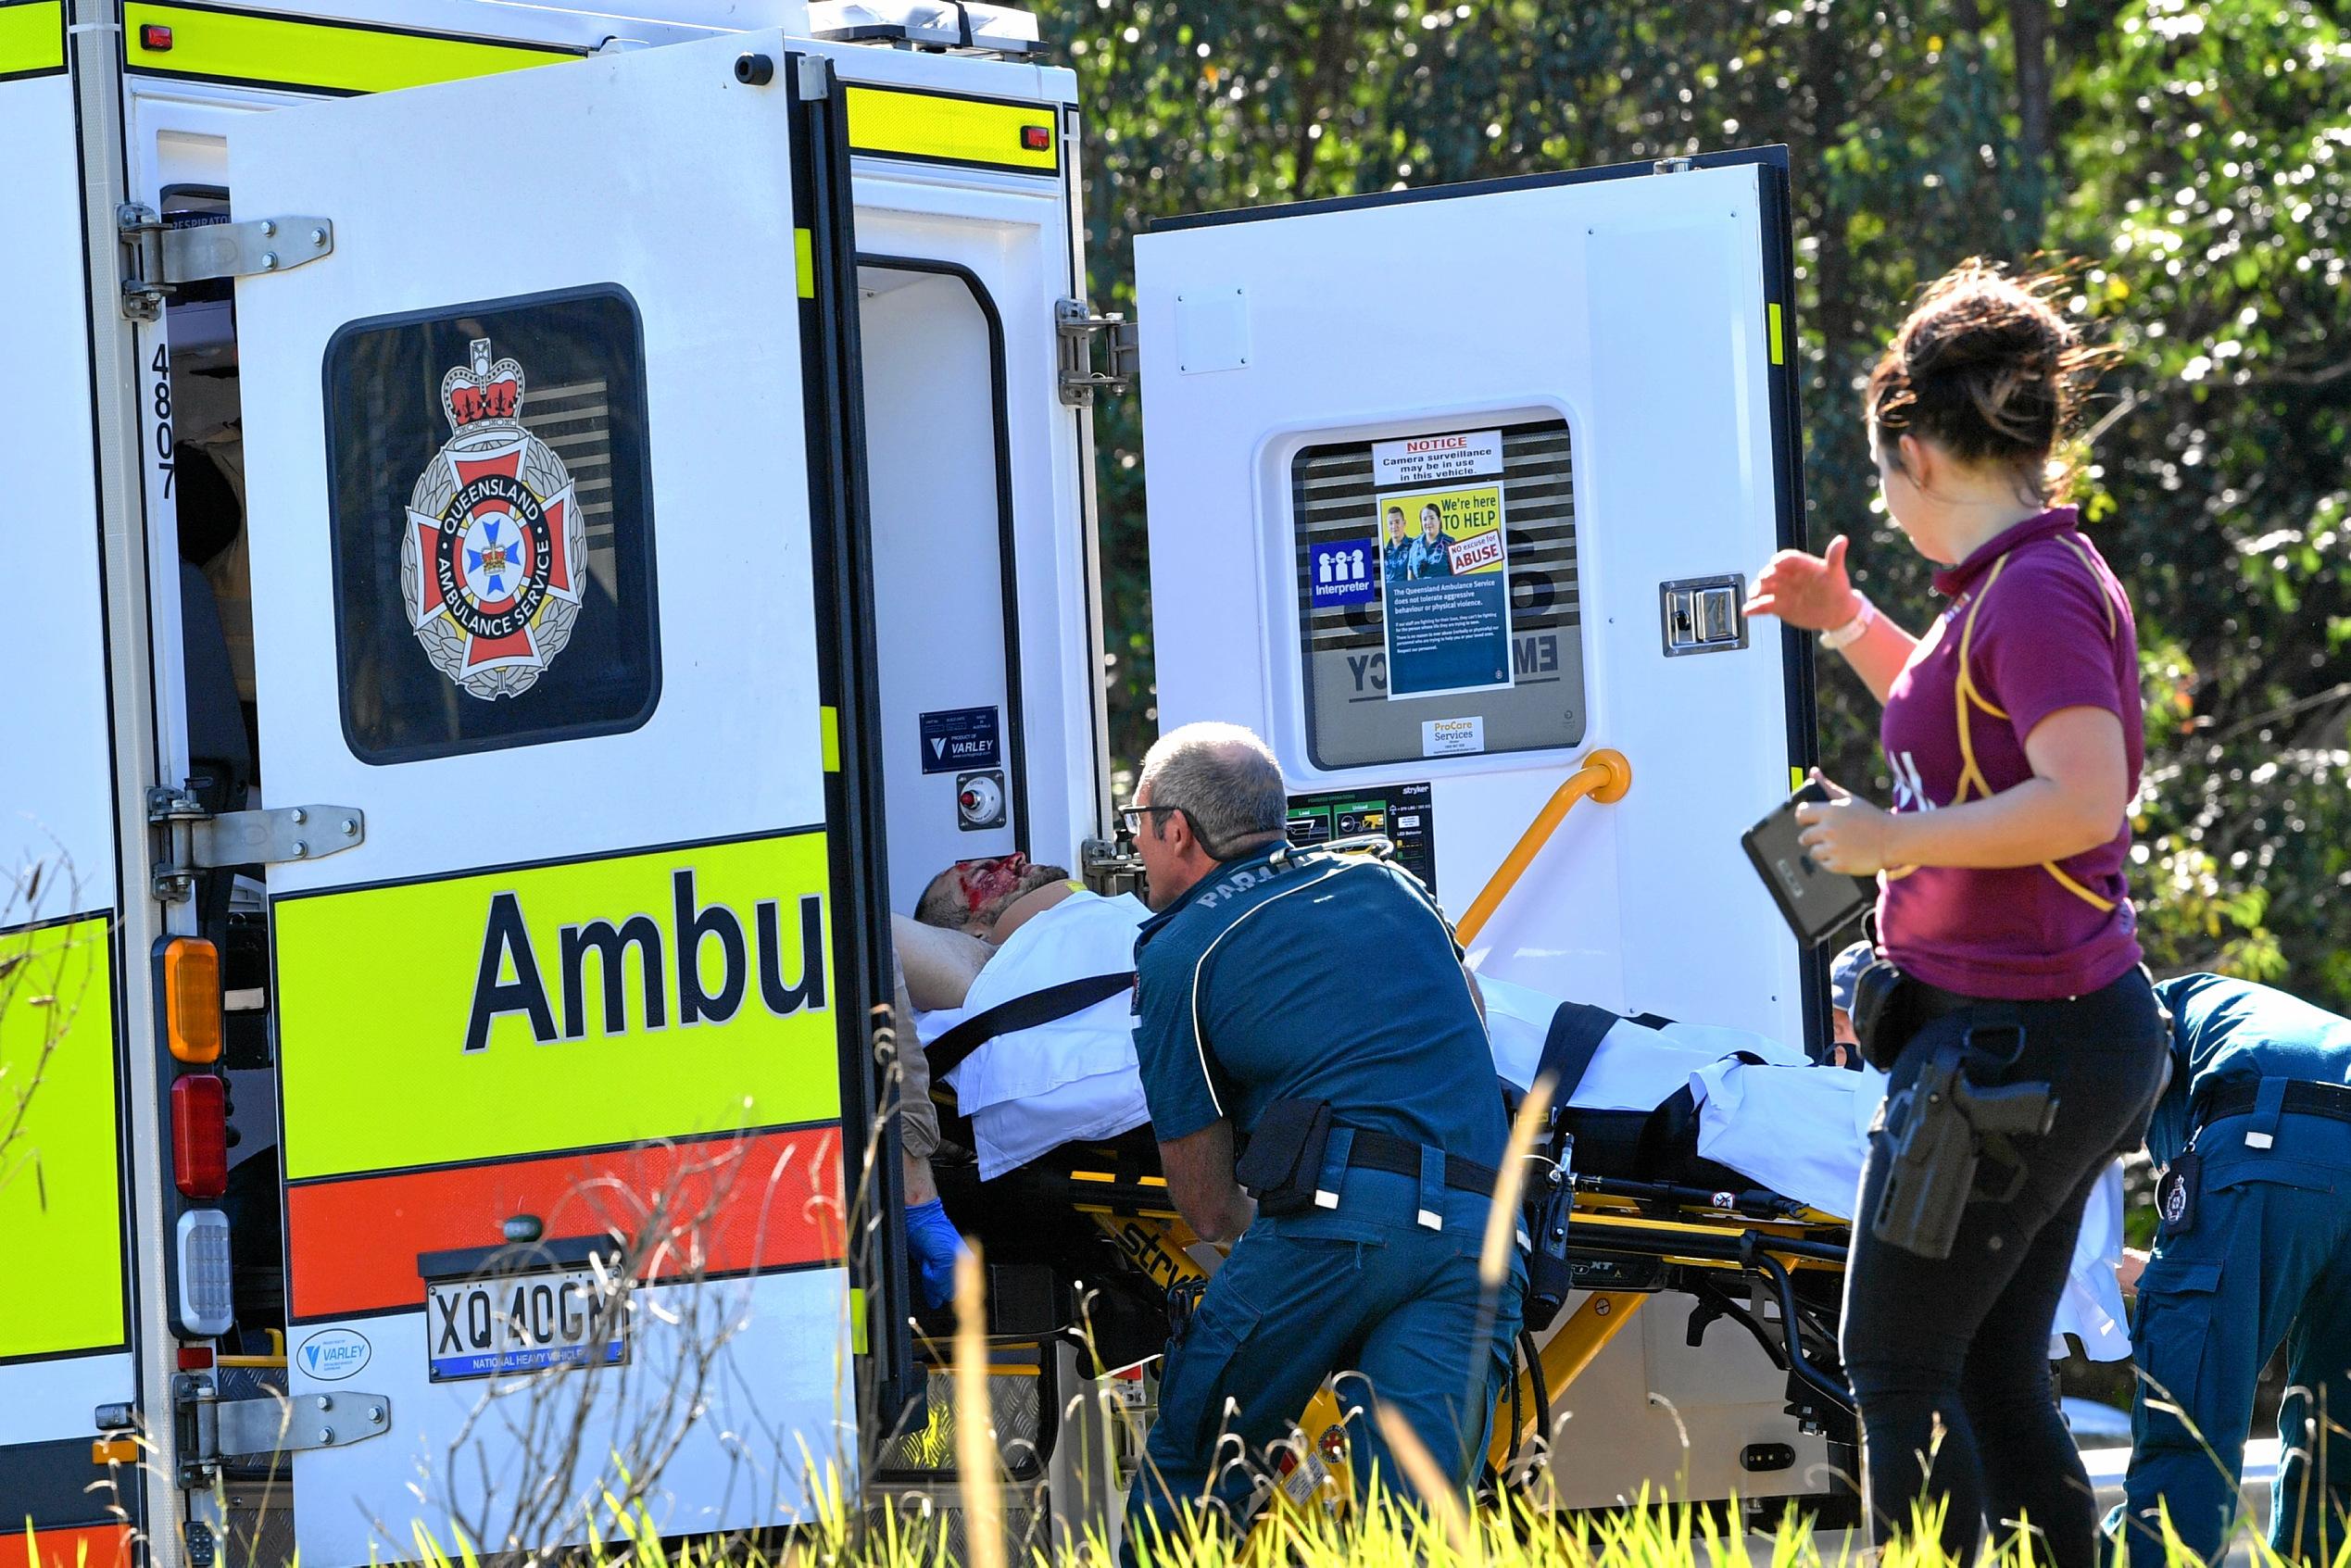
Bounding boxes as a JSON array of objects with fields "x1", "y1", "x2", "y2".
[{"x1": 1370, "y1": 431, "x2": 1514, "y2": 700}]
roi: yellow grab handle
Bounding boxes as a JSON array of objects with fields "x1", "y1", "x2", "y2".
[{"x1": 1455, "y1": 748, "x2": 1632, "y2": 947}]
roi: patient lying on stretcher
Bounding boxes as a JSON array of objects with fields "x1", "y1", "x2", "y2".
[
  {"x1": 895, "y1": 862, "x2": 2131, "y2": 1359},
  {"x1": 898, "y1": 863, "x2": 1850, "y2": 1198}
]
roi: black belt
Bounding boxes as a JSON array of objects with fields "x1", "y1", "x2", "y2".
[
  {"x1": 1345, "y1": 1127, "x2": 1499, "y2": 1198},
  {"x1": 1908, "y1": 979, "x2": 2011, "y2": 1024},
  {"x1": 2194, "y1": 1079, "x2": 2351, "y2": 1131}
]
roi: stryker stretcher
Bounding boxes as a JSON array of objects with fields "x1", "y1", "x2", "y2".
[
  {"x1": 906, "y1": 890, "x2": 2131, "y2": 1521},
  {"x1": 927, "y1": 1097, "x2": 1860, "y2": 1522}
]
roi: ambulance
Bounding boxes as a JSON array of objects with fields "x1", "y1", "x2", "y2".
[{"x1": 0, "y1": 0, "x2": 1833, "y2": 1562}]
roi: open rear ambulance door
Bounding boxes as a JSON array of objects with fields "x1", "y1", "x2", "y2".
[
  {"x1": 1136, "y1": 149, "x2": 1834, "y2": 1511},
  {"x1": 1136, "y1": 150, "x2": 1818, "y2": 1047},
  {"x1": 227, "y1": 35, "x2": 905, "y2": 1564}
]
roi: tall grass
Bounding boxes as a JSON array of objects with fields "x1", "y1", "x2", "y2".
[{"x1": 384, "y1": 1484, "x2": 2257, "y2": 1568}]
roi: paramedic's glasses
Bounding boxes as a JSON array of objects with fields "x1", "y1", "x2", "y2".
[
  {"x1": 1118, "y1": 804, "x2": 1183, "y2": 835},
  {"x1": 1121, "y1": 801, "x2": 1239, "y2": 860}
]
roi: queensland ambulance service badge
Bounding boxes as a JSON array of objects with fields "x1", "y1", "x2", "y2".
[{"x1": 402, "y1": 338, "x2": 585, "y2": 699}]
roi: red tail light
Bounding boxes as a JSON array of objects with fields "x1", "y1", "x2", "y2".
[{"x1": 171, "y1": 1075, "x2": 228, "y2": 1198}]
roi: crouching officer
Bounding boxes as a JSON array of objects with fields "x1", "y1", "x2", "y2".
[
  {"x1": 1118, "y1": 721, "x2": 1520, "y2": 1562},
  {"x1": 2113, "y1": 973, "x2": 2351, "y2": 1565}
]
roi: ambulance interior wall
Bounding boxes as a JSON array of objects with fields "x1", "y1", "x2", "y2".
[{"x1": 857, "y1": 264, "x2": 1025, "y2": 911}]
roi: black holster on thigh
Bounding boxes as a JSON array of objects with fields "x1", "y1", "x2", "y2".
[{"x1": 1869, "y1": 1010, "x2": 2058, "y2": 1261}]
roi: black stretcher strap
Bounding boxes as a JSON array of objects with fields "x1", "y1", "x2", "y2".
[
  {"x1": 923, "y1": 971, "x2": 1137, "y2": 1081},
  {"x1": 1347, "y1": 1127, "x2": 1500, "y2": 1197},
  {"x1": 1533, "y1": 999, "x2": 1624, "y2": 1107},
  {"x1": 2195, "y1": 1077, "x2": 2351, "y2": 1130}
]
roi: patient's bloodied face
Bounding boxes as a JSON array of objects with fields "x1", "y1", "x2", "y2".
[{"x1": 917, "y1": 854, "x2": 1070, "y2": 935}]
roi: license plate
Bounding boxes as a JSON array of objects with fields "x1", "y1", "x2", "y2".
[{"x1": 426, "y1": 1267, "x2": 628, "y2": 1383}]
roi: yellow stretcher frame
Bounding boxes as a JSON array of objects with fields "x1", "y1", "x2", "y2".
[{"x1": 1035, "y1": 1160, "x2": 1856, "y2": 1524}]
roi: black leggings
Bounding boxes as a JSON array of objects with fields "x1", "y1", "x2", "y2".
[{"x1": 1840, "y1": 967, "x2": 2168, "y2": 1568}]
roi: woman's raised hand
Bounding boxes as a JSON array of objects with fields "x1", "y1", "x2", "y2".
[{"x1": 1745, "y1": 534, "x2": 1863, "y2": 632}]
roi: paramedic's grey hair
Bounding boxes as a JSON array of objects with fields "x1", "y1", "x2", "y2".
[{"x1": 1136, "y1": 722, "x2": 1287, "y2": 851}]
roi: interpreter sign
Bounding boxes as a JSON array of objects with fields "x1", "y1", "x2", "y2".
[
  {"x1": 1375, "y1": 433, "x2": 1514, "y2": 702},
  {"x1": 1308, "y1": 536, "x2": 1378, "y2": 608}
]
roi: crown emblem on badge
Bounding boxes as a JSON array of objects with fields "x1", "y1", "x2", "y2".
[
  {"x1": 441, "y1": 340, "x2": 525, "y2": 430},
  {"x1": 399, "y1": 337, "x2": 587, "y2": 701}
]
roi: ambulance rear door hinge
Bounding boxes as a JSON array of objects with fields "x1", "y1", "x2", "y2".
[
  {"x1": 118, "y1": 204, "x2": 333, "y2": 322},
  {"x1": 176, "y1": 1376, "x2": 390, "y2": 1479},
  {"x1": 147, "y1": 788, "x2": 365, "y2": 902},
  {"x1": 1056, "y1": 298, "x2": 1138, "y2": 405}
]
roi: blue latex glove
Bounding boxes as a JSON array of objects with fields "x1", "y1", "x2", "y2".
[{"x1": 906, "y1": 1197, "x2": 966, "y2": 1311}]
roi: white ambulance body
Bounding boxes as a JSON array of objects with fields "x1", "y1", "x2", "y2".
[{"x1": 0, "y1": 1, "x2": 1835, "y2": 1561}]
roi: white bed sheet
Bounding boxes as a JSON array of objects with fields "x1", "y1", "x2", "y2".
[
  {"x1": 914, "y1": 890, "x2": 1150, "y2": 1176},
  {"x1": 913, "y1": 932, "x2": 2131, "y2": 1357}
]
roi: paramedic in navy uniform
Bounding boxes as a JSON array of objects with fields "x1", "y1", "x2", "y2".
[
  {"x1": 2112, "y1": 974, "x2": 2351, "y2": 1567},
  {"x1": 1746, "y1": 262, "x2": 2167, "y2": 1568},
  {"x1": 1118, "y1": 721, "x2": 1519, "y2": 1562}
]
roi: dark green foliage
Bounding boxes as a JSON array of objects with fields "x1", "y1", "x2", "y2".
[{"x1": 1045, "y1": 0, "x2": 2351, "y2": 1001}]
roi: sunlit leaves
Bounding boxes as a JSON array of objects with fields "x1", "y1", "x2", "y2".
[{"x1": 1042, "y1": 0, "x2": 2351, "y2": 997}]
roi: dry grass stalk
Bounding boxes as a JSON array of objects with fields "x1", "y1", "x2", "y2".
[
  {"x1": 1481, "y1": 1073, "x2": 1556, "y2": 1290},
  {"x1": 953, "y1": 1244, "x2": 1005, "y2": 1568}
]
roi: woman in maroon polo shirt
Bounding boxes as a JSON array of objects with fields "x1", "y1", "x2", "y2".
[{"x1": 1748, "y1": 262, "x2": 2168, "y2": 1568}]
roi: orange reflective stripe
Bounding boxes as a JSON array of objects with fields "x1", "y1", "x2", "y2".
[
  {"x1": 283, "y1": 1124, "x2": 844, "y2": 1320},
  {"x1": 0, "y1": 1527, "x2": 132, "y2": 1568}
]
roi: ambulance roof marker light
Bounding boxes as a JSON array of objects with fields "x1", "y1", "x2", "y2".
[
  {"x1": 805, "y1": 2, "x2": 1042, "y2": 56},
  {"x1": 138, "y1": 22, "x2": 172, "y2": 50},
  {"x1": 164, "y1": 935, "x2": 222, "y2": 1064}
]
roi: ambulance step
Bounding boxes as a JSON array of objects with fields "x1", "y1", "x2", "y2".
[
  {"x1": 864, "y1": 1482, "x2": 1051, "y2": 1565},
  {"x1": 878, "y1": 1361, "x2": 1049, "y2": 1481}
]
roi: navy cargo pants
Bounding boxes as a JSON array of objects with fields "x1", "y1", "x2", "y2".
[
  {"x1": 2121, "y1": 1105, "x2": 2351, "y2": 1566},
  {"x1": 1122, "y1": 1166, "x2": 1523, "y2": 1564}
]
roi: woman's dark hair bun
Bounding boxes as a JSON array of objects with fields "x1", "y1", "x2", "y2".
[{"x1": 1867, "y1": 259, "x2": 2111, "y2": 496}]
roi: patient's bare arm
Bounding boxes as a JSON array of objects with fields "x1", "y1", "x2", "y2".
[
  {"x1": 892, "y1": 913, "x2": 993, "y2": 1011},
  {"x1": 1158, "y1": 1121, "x2": 1255, "y2": 1244},
  {"x1": 894, "y1": 957, "x2": 939, "y2": 1206}
]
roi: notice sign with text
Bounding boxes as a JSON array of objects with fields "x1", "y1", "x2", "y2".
[
  {"x1": 1375, "y1": 471, "x2": 1514, "y2": 703},
  {"x1": 1372, "y1": 429, "x2": 1503, "y2": 489}
]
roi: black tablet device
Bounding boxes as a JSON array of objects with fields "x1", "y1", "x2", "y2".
[{"x1": 1741, "y1": 782, "x2": 1877, "y2": 947}]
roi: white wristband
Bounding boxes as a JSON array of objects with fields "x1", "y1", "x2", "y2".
[{"x1": 1817, "y1": 595, "x2": 1877, "y2": 651}]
